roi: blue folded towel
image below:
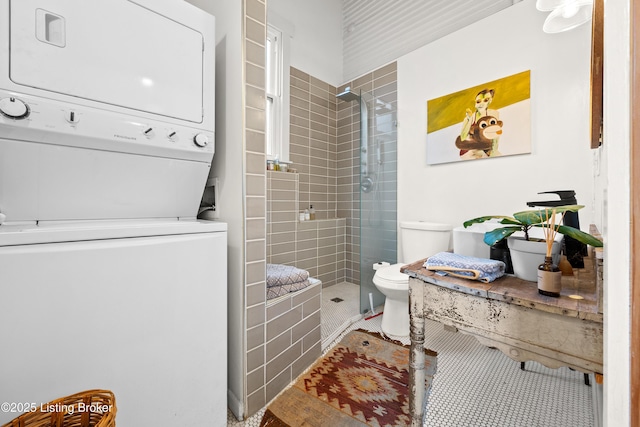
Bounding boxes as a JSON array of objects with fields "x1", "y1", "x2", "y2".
[{"x1": 424, "y1": 252, "x2": 506, "y2": 283}]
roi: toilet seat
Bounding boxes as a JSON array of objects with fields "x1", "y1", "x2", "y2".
[{"x1": 374, "y1": 263, "x2": 409, "y2": 288}]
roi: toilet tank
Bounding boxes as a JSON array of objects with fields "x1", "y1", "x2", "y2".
[
  {"x1": 400, "y1": 221, "x2": 452, "y2": 262},
  {"x1": 452, "y1": 222, "x2": 501, "y2": 259}
]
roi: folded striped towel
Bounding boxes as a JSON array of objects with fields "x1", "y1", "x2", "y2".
[{"x1": 424, "y1": 252, "x2": 506, "y2": 283}]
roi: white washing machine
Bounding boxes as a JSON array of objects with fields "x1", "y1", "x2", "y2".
[
  {"x1": 0, "y1": 220, "x2": 227, "y2": 426},
  {"x1": 0, "y1": 1, "x2": 227, "y2": 425}
]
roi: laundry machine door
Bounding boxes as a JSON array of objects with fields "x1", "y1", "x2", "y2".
[
  {"x1": 9, "y1": 0, "x2": 205, "y2": 123},
  {"x1": 0, "y1": 228, "x2": 228, "y2": 425}
]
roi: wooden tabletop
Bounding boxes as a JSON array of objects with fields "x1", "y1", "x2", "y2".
[{"x1": 401, "y1": 256, "x2": 601, "y2": 323}]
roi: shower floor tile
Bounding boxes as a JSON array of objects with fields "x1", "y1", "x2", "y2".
[{"x1": 320, "y1": 282, "x2": 361, "y2": 348}]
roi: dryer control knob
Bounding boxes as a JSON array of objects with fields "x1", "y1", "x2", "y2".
[
  {"x1": 65, "y1": 110, "x2": 80, "y2": 124},
  {"x1": 0, "y1": 97, "x2": 30, "y2": 119},
  {"x1": 193, "y1": 133, "x2": 209, "y2": 147}
]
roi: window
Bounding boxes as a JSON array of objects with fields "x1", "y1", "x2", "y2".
[{"x1": 265, "y1": 24, "x2": 290, "y2": 163}]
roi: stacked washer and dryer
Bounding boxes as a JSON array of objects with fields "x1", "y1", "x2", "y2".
[{"x1": 0, "y1": 1, "x2": 227, "y2": 425}]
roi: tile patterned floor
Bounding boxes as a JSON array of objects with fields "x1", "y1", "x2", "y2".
[
  {"x1": 320, "y1": 282, "x2": 362, "y2": 348},
  {"x1": 228, "y1": 283, "x2": 595, "y2": 427}
]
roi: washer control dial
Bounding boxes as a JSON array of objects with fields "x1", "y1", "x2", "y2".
[
  {"x1": 193, "y1": 133, "x2": 209, "y2": 147},
  {"x1": 0, "y1": 97, "x2": 30, "y2": 119}
]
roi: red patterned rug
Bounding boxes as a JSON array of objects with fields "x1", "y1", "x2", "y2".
[{"x1": 260, "y1": 329, "x2": 437, "y2": 427}]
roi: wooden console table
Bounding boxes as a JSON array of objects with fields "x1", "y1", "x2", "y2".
[{"x1": 402, "y1": 256, "x2": 603, "y2": 426}]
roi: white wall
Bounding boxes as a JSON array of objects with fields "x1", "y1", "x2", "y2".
[
  {"x1": 185, "y1": 0, "x2": 246, "y2": 418},
  {"x1": 268, "y1": 0, "x2": 343, "y2": 86},
  {"x1": 397, "y1": 0, "x2": 594, "y2": 260},
  {"x1": 602, "y1": 0, "x2": 631, "y2": 424}
]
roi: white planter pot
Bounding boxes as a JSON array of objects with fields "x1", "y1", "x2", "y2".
[{"x1": 507, "y1": 236, "x2": 562, "y2": 282}]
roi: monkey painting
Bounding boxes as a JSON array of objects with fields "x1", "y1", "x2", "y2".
[
  {"x1": 456, "y1": 88, "x2": 503, "y2": 160},
  {"x1": 455, "y1": 115, "x2": 503, "y2": 159},
  {"x1": 459, "y1": 89, "x2": 499, "y2": 142}
]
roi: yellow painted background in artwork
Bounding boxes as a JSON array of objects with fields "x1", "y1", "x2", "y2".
[{"x1": 427, "y1": 70, "x2": 530, "y2": 134}]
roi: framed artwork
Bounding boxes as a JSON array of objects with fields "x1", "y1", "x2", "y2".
[
  {"x1": 590, "y1": 0, "x2": 603, "y2": 149},
  {"x1": 426, "y1": 70, "x2": 531, "y2": 165}
]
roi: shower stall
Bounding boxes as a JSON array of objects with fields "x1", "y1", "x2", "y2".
[{"x1": 337, "y1": 85, "x2": 398, "y2": 314}]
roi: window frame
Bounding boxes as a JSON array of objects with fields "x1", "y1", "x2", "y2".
[{"x1": 265, "y1": 23, "x2": 290, "y2": 163}]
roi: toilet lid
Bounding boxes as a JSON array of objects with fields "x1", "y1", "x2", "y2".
[{"x1": 376, "y1": 263, "x2": 408, "y2": 283}]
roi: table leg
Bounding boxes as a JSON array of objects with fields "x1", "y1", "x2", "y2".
[{"x1": 409, "y1": 279, "x2": 426, "y2": 426}]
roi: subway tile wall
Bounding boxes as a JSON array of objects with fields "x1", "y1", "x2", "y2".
[
  {"x1": 245, "y1": 1, "x2": 398, "y2": 411},
  {"x1": 296, "y1": 218, "x2": 346, "y2": 286},
  {"x1": 262, "y1": 281, "x2": 321, "y2": 405},
  {"x1": 289, "y1": 68, "x2": 338, "y2": 221},
  {"x1": 337, "y1": 62, "x2": 398, "y2": 286},
  {"x1": 274, "y1": 65, "x2": 398, "y2": 288},
  {"x1": 244, "y1": 0, "x2": 268, "y2": 417},
  {"x1": 243, "y1": 4, "x2": 341, "y2": 417},
  {"x1": 267, "y1": 171, "x2": 298, "y2": 266},
  {"x1": 267, "y1": 171, "x2": 346, "y2": 287}
]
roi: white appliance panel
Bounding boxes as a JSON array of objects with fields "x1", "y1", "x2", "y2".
[
  {"x1": 0, "y1": 0, "x2": 216, "y2": 223},
  {"x1": 0, "y1": 224, "x2": 228, "y2": 426},
  {"x1": 0, "y1": 89, "x2": 215, "y2": 162},
  {"x1": 10, "y1": 0, "x2": 204, "y2": 123},
  {"x1": 0, "y1": 139, "x2": 211, "y2": 221},
  {"x1": 0, "y1": 219, "x2": 227, "y2": 246}
]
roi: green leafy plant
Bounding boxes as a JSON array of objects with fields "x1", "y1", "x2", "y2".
[{"x1": 463, "y1": 204, "x2": 604, "y2": 248}]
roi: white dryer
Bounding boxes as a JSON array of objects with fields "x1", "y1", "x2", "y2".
[{"x1": 0, "y1": 0, "x2": 216, "y2": 222}]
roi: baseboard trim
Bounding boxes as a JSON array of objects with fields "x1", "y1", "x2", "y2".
[
  {"x1": 591, "y1": 374, "x2": 603, "y2": 427},
  {"x1": 228, "y1": 389, "x2": 243, "y2": 421}
]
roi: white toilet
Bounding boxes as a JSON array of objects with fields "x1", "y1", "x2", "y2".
[{"x1": 373, "y1": 221, "x2": 452, "y2": 336}]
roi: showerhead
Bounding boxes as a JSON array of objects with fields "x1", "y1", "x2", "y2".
[{"x1": 336, "y1": 87, "x2": 360, "y2": 102}]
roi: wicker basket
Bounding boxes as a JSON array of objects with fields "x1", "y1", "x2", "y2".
[{"x1": 1, "y1": 389, "x2": 116, "y2": 427}]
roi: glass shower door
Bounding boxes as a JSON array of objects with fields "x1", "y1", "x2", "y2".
[{"x1": 359, "y1": 89, "x2": 398, "y2": 314}]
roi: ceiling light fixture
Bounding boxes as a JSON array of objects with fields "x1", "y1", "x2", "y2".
[
  {"x1": 537, "y1": 0, "x2": 594, "y2": 33},
  {"x1": 535, "y1": 0, "x2": 565, "y2": 11}
]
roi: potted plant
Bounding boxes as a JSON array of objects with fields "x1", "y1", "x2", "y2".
[{"x1": 464, "y1": 205, "x2": 603, "y2": 282}]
